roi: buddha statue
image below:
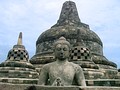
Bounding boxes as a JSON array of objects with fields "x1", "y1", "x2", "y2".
[{"x1": 38, "y1": 37, "x2": 86, "y2": 86}]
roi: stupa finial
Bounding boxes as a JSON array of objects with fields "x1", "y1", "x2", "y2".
[
  {"x1": 17, "y1": 32, "x2": 22, "y2": 45},
  {"x1": 54, "y1": 1, "x2": 81, "y2": 27}
]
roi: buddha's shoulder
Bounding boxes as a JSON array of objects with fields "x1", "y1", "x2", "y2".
[
  {"x1": 42, "y1": 62, "x2": 55, "y2": 68},
  {"x1": 68, "y1": 62, "x2": 82, "y2": 69},
  {"x1": 68, "y1": 62, "x2": 78, "y2": 66}
]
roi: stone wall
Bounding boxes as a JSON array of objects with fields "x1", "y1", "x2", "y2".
[{"x1": 0, "y1": 83, "x2": 120, "y2": 90}]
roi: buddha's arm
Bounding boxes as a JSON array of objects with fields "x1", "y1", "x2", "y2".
[
  {"x1": 38, "y1": 66, "x2": 48, "y2": 85},
  {"x1": 75, "y1": 66, "x2": 86, "y2": 86}
]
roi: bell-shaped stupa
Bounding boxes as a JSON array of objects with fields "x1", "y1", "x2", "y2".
[
  {"x1": 0, "y1": 32, "x2": 39, "y2": 84},
  {"x1": 30, "y1": 1, "x2": 118, "y2": 79},
  {"x1": 29, "y1": 1, "x2": 120, "y2": 86}
]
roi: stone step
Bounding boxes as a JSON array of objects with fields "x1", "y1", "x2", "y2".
[
  {"x1": 0, "y1": 83, "x2": 120, "y2": 90},
  {"x1": 0, "y1": 69, "x2": 39, "y2": 78},
  {"x1": 0, "y1": 67, "x2": 36, "y2": 72},
  {"x1": 0, "y1": 78, "x2": 38, "y2": 84},
  {"x1": 86, "y1": 79, "x2": 120, "y2": 86}
]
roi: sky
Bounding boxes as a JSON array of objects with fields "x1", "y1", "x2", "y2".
[{"x1": 0, "y1": 0, "x2": 120, "y2": 68}]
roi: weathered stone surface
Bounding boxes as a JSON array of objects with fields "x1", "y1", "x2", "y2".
[
  {"x1": 0, "y1": 32, "x2": 39, "y2": 84},
  {"x1": 86, "y1": 79, "x2": 120, "y2": 86},
  {"x1": 0, "y1": 0, "x2": 119, "y2": 88},
  {"x1": 30, "y1": 1, "x2": 118, "y2": 81},
  {"x1": 53, "y1": 1, "x2": 81, "y2": 26},
  {"x1": 38, "y1": 37, "x2": 86, "y2": 86},
  {"x1": 70, "y1": 46, "x2": 104, "y2": 79},
  {"x1": 117, "y1": 69, "x2": 120, "y2": 79},
  {"x1": 31, "y1": 1, "x2": 104, "y2": 64},
  {"x1": 0, "y1": 83, "x2": 120, "y2": 90}
]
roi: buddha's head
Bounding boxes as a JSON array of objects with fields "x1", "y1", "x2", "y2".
[{"x1": 54, "y1": 37, "x2": 70, "y2": 60}]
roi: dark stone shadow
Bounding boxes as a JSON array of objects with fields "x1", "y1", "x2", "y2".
[{"x1": 25, "y1": 85, "x2": 36, "y2": 90}]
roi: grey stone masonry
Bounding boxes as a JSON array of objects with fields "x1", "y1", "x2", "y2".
[
  {"x1": 0, "y1": 32, "x2": 39, "y2": 84},
  {"x1": 0, "y1": 83, "x2": 120, "y2": 90},
  {"x1": 30, "y1": 1, "x2": 119, "y2": 82}
]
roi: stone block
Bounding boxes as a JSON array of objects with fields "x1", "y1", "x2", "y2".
[
  {"x1": 0, "y1": 83, "x2": 120, "y2": 90},
  {"x1": 86, "y1": 79, "x2": 120, "y2": 86}
]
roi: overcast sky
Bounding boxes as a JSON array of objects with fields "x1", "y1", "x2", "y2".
[{"x1": 0, "y1": 0, "x2": 120, "y2": 68}]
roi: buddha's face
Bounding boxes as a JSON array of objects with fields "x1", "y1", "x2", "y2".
[{"x1": 55, "y1": 44, "x2": 69, "y2": 60}]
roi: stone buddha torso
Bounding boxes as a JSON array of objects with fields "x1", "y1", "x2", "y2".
[
  {"x1": 38, "y1": 37, "x2": 86, "y2": 86},
  {"x1": 42, "y1": 61, "x2": 81, "y2": 86}
]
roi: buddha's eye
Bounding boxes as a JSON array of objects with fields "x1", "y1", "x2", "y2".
[
  {"x1": 63, "y1": 47, "x2": 67, "y2": 51},
  {"x1": 57, "y1": 47, "x2": 61, "y2": 51}
]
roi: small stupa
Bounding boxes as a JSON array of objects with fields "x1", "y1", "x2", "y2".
[{"x1": 0, "y1": 32, "x2": 39, "y2": 84}]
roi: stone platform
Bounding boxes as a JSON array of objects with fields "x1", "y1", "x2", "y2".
[
  {"x1": 86, "y1": 79, "x2": 120, "y2": 86},
  {"x1": 0, "y1": 83, "x2": 120, "y2": 90}
]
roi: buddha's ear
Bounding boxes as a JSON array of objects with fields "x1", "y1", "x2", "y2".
[
  {"x1": 69, "y1": 46, "x2": 72, "y2": 51},
  {"x1": 69, "y1": 48, "x2": 71, "y2": 52}
]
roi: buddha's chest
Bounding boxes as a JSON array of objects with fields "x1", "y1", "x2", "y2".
[{"x1": 48, "y1": 65, "x2": 75, "y2": 82}]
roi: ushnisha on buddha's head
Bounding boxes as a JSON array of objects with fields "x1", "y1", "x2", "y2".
[{"x1": 54, "y1": 37, "x2": 71, "y2": 60}]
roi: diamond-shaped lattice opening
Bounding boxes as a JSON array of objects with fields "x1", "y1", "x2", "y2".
[
  {"x1": 74, "y1": 53, "x2": 77, "y2": 56},
  {"x1": 81, "y1": 48, "x2": 83, "y2": 50},
  {"x1": 78, "y1": 56, "x2": 81, "y2": 59},
  {"x1": 81, "y1": 53, "x2": 84, "y2": 56},
  {"x1": 20, "y1": 57, "x2": 23, "y2": 60},
  {"x1": 71, "y1": 56, "x2": 73, "y2": 59},
  {"x1": 85, "y1": 56, "x2": 88, "y2": 59},
  {"x1": 74, "y1": 48, "x2": 77, "y2": 50},
  {"x1": 14, "y1": 51, "x2": 17, "y2": 54}
]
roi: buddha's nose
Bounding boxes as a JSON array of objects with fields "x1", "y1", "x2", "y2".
[
  {"x1": 60, "y1": 52, "x2": 63, "y2": 55},
  {"x1": 60, "y1": 50, "x2": 64, "y2": 55},
  {"x1": 61, "y1": 49, "x2": 64, "y2": 53}
]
